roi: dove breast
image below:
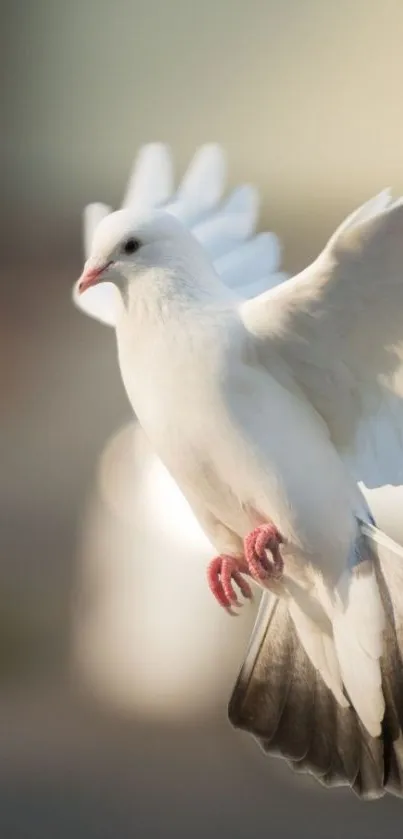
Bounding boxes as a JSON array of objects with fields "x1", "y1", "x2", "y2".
[{"x1": 116, "y1": 294, "x2": 359, "y2": 584}]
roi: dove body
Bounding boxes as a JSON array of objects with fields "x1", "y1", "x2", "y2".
[
  {"x1": 114, "y1": 240, "x2": 358, "y2": 587},
  {"x1": 78, "y1": 207, "x2": 392, "y2": 740},
  {"x1": 76, "y1": 165, "x2": 403, "y2": 794}
]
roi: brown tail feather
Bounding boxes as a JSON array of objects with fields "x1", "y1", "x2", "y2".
[{"x1": 228, "y1": 524, "x2": 403, "y2": 799}]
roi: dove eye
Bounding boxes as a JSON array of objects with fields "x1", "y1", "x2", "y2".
[{"x1": 123, "y1": 237, "x2": 141, "y2": 255}]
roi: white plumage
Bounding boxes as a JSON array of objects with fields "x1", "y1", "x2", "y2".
[
  {"x1": 74, "y1": 144, "x2": 403, "y2": 798},
  {"x1": 73, "y1": 144, "x2": 286, "y2": 325}
]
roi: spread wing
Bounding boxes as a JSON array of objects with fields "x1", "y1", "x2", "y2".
[
  {"x1": 242, "y1": 192, "x2": 403, "y2": 489},
  {"x1": 73, "y1": 143, "x2": 287, "y2": 325}
]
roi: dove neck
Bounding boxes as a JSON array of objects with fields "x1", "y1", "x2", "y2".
[
  {"x1": 114, "y1": 258, "x2": 242, "y2": 433},
  {"x1": 119, "y1": 252, "x2": 237, "y2": 329}
]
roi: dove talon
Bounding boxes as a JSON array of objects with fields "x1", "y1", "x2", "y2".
[
  {"x1": 232, "y1": 570, "x2": 253, "y2": 600},
  {"x1": 244, "y1": 523, "x2": 284, "y2": 583},
  {"x1": 207, "y1": 554, "x2": 251, "y2": 611}
]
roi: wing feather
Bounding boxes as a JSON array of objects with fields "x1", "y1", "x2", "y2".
[
  {"x1": 75, "y1": 144, "x2": 288, "y2": 325},
  {"x1": 83, "y1": 202, "x2": 112, "y2": 259},
  {"x1": 122, "y1": 143, "x2": 173, "y2": 212},
  {"x1": 242, "y1": 195, "x2": 403, "y2": 488}
]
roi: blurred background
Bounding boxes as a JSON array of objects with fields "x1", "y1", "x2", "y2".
[{"x1": 3, "y1": 0, "x2": 403, "y2": 835}]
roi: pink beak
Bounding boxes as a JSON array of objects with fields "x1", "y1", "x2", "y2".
[{"x1": 77, "y1": 261, "x2": 113, "y2": 294}]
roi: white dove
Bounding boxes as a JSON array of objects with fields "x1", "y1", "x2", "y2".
[
  {"x1": 75, "y1": 153, "x2": 403, "y2": 799},
  {"x1": 74, "y1": 148, "x2": 402, "y2": 794},
  {"x1": 73, "y1": 143, "x2": 403, "y2": 553}
]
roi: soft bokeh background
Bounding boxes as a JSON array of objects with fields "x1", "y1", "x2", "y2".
[{"x1": 3, "y1": 0, "x2": 403, "y2": 836}]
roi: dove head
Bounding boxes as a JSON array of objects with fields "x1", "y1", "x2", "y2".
[{"x1": 77, "y1": 208, "x2": 214, "y2": 297}]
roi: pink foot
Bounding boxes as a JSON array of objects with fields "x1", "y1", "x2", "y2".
[
  {"x1": 207, "y1": 555, "x2": 253, "y2": 614},
  {"x1": 244, "y1": 523, "x2": 284, "y2": 583}
]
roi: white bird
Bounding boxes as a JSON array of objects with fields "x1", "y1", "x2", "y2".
[
  {"x1": 73, "y1": 144, "x2": 403, "y2": 555},
  {"x1": 72, "y1": 142, "x2": 286, "y2": 718},
  {"x1": 74, "y1": 147, "x2": 403, "y2": 798}
]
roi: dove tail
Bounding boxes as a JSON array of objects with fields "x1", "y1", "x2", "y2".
[{"x1": 228, "y1": 528, "x2": 403, "y2": 800}]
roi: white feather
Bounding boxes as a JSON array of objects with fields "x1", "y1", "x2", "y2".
[
  {"x1": 84, "y1": 203, "x2": 112, "y2": 260},
  {"x1": 333, "y1": 562, "x2": 385, "y2": 737},
  {"x1": 175, "y1": 144, "x2": 226, "y2": 218},
  {"x1": 71, "y1": 281, "x2": 121, "y2": 327},
  {"x1": 74, "y1": 143, "x2": 287, "y2": 326},
  {"x1": 192, "y1": 186, "x2": 258, "y2": 259},
  {"x1": 237, "y1": 272, "x2": 287, "y2": 300},
  {"x1": 122, "y1": 143, "x2": 173, "y2": 212},
  {"x1": 242, "y1": 194, "x2": 403, "y2": 490},
  {"x1": 215, "y1": 233, "x2": 281, "y2": 288},
  {"x1": 288, "y1": 598, "x2": 348, "y2": 707}
]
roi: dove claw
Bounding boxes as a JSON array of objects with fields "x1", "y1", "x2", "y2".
[
  {"x1": 244, "y1": 522, "x2": 284, "y2": 583},
  {"x1": 207, "y1": 554, "x2": 251, "y2": 611}
]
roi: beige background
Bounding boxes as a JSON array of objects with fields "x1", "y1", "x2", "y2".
[{"x1": 2, "y1": 1, "x2": 403, "y2": 836}]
